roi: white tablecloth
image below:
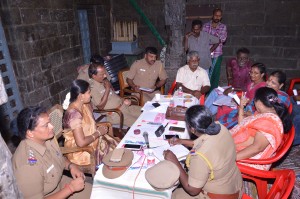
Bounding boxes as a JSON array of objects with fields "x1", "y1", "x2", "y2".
[{"x1": 91, "y1": 94, "x2": 197, "y2": 199}]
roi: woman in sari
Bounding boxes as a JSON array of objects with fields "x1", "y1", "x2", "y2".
[
  {"x1": 219, "y1": 70, "x2": 291, "y2": 129},
  {"x1": 230, "y1": 87, "x2": 292, "y2": 170},
  {"x1": 205, "y1": 63, "x2": 267, "y2": 116},
  {"x1": 63, "y1": 79, "x2": 119, "y2": 166}
]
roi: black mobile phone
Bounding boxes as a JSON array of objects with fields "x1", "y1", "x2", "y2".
[
  {"x1": 169, "y1": 126, "x2": 185, "y2": 133},
  {"x1": 152, "y1": 102, "x2": 160, "y2": 108},
  {"x1": 123, "y1": 144, "x2": 142, "y2": 150},
  {"x1": 163, "y1": 134, "x2": 179, "y2": 140}
]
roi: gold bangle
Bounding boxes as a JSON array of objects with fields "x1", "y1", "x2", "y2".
[
  {"x1": 96, "y1": 129, "x2": 101, "y2": 136},
  {"x1": 91, "y1": 134, "x2": 96, "y2": 141},
  {"x1": 67, "y1": 162, "x2": 73, "y2": 170}
]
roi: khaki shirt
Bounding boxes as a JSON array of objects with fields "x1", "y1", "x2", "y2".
[
  {"x1": 188, "y1": 123, "x2": 242, "y2": 194},
  {"x1": 176, "y1": 65, "x2": 210, "y2": 91},
  {"x1": 127, "y1": 58, "x2": 168, "y2": 88},
  {"x1": 90, "y1": 78, "x2": 122, "y2": 109},
  {"x1": 12, "y1": 138, "x2": 65, "y2": 199}
]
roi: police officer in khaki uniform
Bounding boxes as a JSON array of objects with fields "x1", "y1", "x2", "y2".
[
  {"x1": 164, "y1": 105, "x2": 242, "y2": 199},
  {"x1": 126, "y1": 47, "x2": 168, "y2": 104},
  {"x1": 12, "y1": 106, "x2": 92, "y2": 199},
  {"x1": 77, "y1": 54, "x2": 111, "y2": 82},
  {"x1": 86, "y1": 64, "x2": 142, "y2": 127}
]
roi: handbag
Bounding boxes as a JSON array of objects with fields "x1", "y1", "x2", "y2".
[
  {"x1": 95, "y1": 134, "x2": 118, "y2": 166},
  {"x1": 165, "y1": 106, "x2": 187, "y2": 121}
]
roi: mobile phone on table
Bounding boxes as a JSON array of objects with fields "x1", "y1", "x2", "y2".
[
  {"x1": 152, "y1": 102, "x2": 160, "y2": 108},
  {"x1": 169, "y1": 126, "x2": 185, "y2": 133},
  {"x1": 123, "y1": 144, "x2": 142, "y2": 150},
  {"x1": 163, "y1": 134, "x2": 179, "y2": 140}
]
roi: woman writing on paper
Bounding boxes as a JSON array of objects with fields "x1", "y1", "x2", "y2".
[
  {"x1": 164, "y1": 105, "x2": 242, "y2": 199},
  {"x1": 63, "y1": 79, "x2": 119, "y2": 167},
  {"x1": 231, "y1": 87, "x2": 292, "y2": 170}
]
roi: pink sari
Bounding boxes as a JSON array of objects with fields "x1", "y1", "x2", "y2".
[{"x1": 230, "y1": 112, "x2": 283, "y2": 170}]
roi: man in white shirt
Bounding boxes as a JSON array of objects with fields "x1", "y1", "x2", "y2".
[{"x1": 175, "y1": 51, "x2": 211, "y2": 98}]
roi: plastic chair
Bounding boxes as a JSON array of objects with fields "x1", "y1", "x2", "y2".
[
  {"x1": 167, "y1": 80, "x2": 206, "y2": 105},
  {"x1": 237, "y1": 126, "x2": 295, "y2": 198},
  {"x1": 287, "y1": 78, "x2": 300, "y2": 96},
  {"x1": 167, "y1": 80, "x2": 177, "y2": 95},
  {"x1": 118, "y1": 67, "x2": 164, "y2": 106},
  {"x1": 237, "y1": 126, "x2": 295, "y2": 165},
  {"x1": 238, "y1": 164, "x2": 295, "y2": 199}
]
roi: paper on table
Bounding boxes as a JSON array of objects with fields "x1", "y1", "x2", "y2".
[
  {"x1": 152, "y1": 144, "x2": 189, "y2": 161},
  {"x1": 293, "y1": 89, "x2": 300, "y2": 105},
  {"x1": 228, "y1": 93, "x2": 240, "y2": 105},
  {"x1": 149, "y1": 104, "x2": 168, "y2": 113},
  {"x1": 140, "y1": 87, "x2": 154, "y2": 92},
  {"x1": 216, "y1": 86, "x2": 231, "y2": 95},
  {"x1": 141, "y1": 101, "x2": 156, "y2": 111},
  {"x1": 213, "y1": 95, "x2": 234, "y2": 107}
]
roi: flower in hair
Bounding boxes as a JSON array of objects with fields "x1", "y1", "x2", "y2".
[
  {"x1": 62, "y1": 92, "x2": 71, "y2": 110},
  {"x1": 269, "y1": 96, "x2": 278, "y2": 103}
]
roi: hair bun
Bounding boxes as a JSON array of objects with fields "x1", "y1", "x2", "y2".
[{"x1": 205, "y1": 122, "x2": 221, "y2": 135}]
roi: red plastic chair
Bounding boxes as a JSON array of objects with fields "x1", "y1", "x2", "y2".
[
  {"x1": 287, "y1": 78, "x2": 300, "y2": 96},
  {"x1": 167, "y1": 80, "x2": 206, "y2": 105},
  {"x1": 238, "y1": 164, "x2": 295, "y2": 199},
  {"x1": 288, "y1": 102, "x2": 293, "y2": 114},
  {"x1": 237, "y1": 126, "x2": 295, "y2": 198},
  {"x1": 237, "y1": 126, "x2": 295, "y2": 165},
  {"x1": 167, "y1": 80, "x2": 177, "y2": 95}
]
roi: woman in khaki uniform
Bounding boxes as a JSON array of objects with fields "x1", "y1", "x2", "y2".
[
  {"x1": 164, "y1": 105, "x2": 242, "y2": 199},
  {"x1": 12, "y1": 106, "x2": 92, "y2": 199}
]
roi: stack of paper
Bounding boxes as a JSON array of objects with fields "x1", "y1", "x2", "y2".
[
  {"x1": 140, "y1": 87, "x2": 154, "y2": 92},
  {"x1": 152, "y1": 144, "x2": 189, "y2": 161}
]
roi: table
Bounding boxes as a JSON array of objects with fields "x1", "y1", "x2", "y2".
[{"x1": 91, "y1": 94, "x2": 198, "y2": 199}]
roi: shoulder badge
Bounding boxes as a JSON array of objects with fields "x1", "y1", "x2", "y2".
[
  {"x1": 28, "y1": 149, "x2": 37, "y2": 165},
  {"x1": 190, "y1": 149, "x2": 196, "y2": 155}
]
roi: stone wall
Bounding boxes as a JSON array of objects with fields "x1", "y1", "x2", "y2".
[
  {"x1": 0, "y1": 0, "x2": 299, "y2": 108},
  {"x1": 186, "y1": 0, "x2": 300, "y2": 86},
  {"x1": 112, "y1": 0, "x2": 300, "y2": 91},
  {"x1": 0, "y1": 0, "x2": 111, "y2": 108}
]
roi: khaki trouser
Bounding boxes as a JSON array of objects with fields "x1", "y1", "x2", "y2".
[{"x1": 107, "y1": 104, "x2": 141, "y2": 127}]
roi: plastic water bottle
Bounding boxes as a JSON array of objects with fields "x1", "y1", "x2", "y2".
[
  {"x1": 178, "y1": 86, "x2": 183, "y2": 97},
  {"x1": 169, "y1": 99, "x2": 175, "y2": 107},
  {"x1": 147, "y1": 149, "x2": 155, "y2": 167}
]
